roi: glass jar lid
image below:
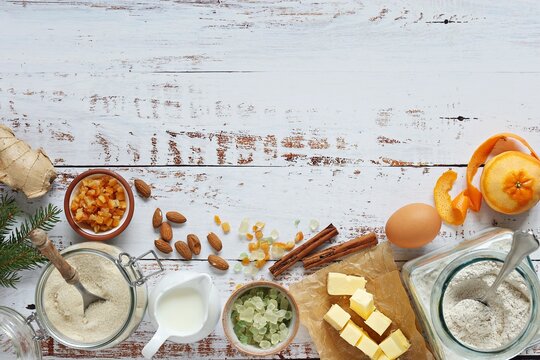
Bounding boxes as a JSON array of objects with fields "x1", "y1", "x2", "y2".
[{"x1": 0, "y1": 306, "x2": 42, "y2": 360}]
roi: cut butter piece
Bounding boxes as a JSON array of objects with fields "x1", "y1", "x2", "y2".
[
  {"x1": 327, "y1": 272, "x2": 366, "y2": 295},
  {"x1": 323, "y1": 304, "x2": 351, "y2": 331},
  {"x1": 339, "y1": 320, "x2": 364, "y2": 346},
  {"x1": 365, "y1": 310, "x2": 392, "y2": 336},
  {"x1": 379, "y1": 329, "x2": 411, "y2": 360},
  {"x1": 356, "y1": 333, "x2": 382, "y2": 360},
  {"x1": 376, "y1": 354, "x2": 390, "y2": 360},
  {"x1": 350, "y1": 288, "x2": 375, "y2": 320}
]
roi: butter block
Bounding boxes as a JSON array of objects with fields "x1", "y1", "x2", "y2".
[
  {"x1": 379, "y1": 329, "x2": 411, "y2": 360},
  {"x1": 376, "y1": 354, "x2": 390, "y2": 360},
  {"x1": 356, "y1": 333, "x2": 383, "y2": 360},
  {"x1": 350, "y1": 288, "x2": 375, "y2": 320},
  {"x1": 339, "y1": 320, "x2": 364, "y2": 346},
  {"x1": 327, "y1": 272, "x2": 367, "y2": 295},
  {"x1": 365, "y1": 310, "x2": 392, "y2": 336},
  {"x1": 323, "y1": 304, "x2": 351, "y2": 331}
]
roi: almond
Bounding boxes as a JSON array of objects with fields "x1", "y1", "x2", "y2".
[
  {"x1": 187, "y1": 234, "x2": 201, "y2": 255},
  {"x1": 174, "y1": 241, "x2": 192, "y2": 260},
  {"x1": 134, "y1": 179, "x2": 151, "y2": 198},
  {"x1": 207, "y1": 232, "x2": 222, "y2": 252},
  {"x1": 166, "y1": 211, "x2": 187, "y2": 224},
  {"x1": 208, "y1": 254, "x2": 229, "y2": 270},
  {"x1": 160, "y1": 222, "x2": 173, "y2": 241},
  {"x1": 152, "y1": 208, "x2": 162, "y2": 228},
  {"x1": 154, "y1": 239, "x2": 172, "y2": 254}
]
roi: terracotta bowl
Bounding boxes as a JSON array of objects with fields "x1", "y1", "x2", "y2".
[
  {"x1": 64, "y1": 169, "x2": 134, "y2": 241},
  {"x1": 222, "y1": 281, "x2": 300, "y2": 357}
]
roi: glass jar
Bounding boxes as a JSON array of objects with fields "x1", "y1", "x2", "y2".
[
  {"x1": 402, "y1": 227, "x2": 540, "y2": 360},
  {"x1": 0, "y1": 242, "x2": 163, "y2": 359}
]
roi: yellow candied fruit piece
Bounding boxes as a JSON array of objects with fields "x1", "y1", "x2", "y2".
[
  {"x1": 222, "y1": 222, "x2": 231, "y2": 234},
  {"x1": 214, "y1": 215, "x2": 222, "y2": 225},
  {"x1": 260, "y1": 242, "x2": 270, "y2": 253},
  {"x1": 255, "y1": 230, "x2": 263, "y2": 240},
  {"x1": 248, "y1": 242, "x2": 260, "y2": 252},
  {"x1": 295, "y1": 231, "x2": 304, "y2": 243},
  {"x1": 273, "y1": 242, "x2": 287, "y2": 249},
  {"x1": 246, "y1": 233, "x2": 254, "y2": 241},
  {"x1": 252, "y1": 221, "x2": 265, "y2": 232},
  {"x1": 241, "y1": 257, "x2": 250, "y2": 266},
  {"x1": 285, "y1": 241, "x2": 295, "y2": 251},
  {"x1": 255, "y1": 259, "x2": 267, "y2": 269}
]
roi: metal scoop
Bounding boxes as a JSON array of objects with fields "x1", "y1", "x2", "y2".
[
  {"x1": 30, "y1": 229, "x2": 105, "y2": 312},
  {"x1": 477, "y1": 230, "x2": 539, "y2": 306}
]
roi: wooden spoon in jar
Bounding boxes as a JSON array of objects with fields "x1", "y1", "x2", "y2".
[{"x1": 29, "y1": 229, "x2": 105, "y2": 312}]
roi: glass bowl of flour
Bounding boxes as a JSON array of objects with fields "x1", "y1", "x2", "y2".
[{"x1": 430, "y1": 250, "x2": 540, "y2": 359}]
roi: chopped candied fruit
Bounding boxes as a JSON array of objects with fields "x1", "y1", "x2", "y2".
[{"x1": 70, "y1": 175, "x2": 126, "y2": 233}]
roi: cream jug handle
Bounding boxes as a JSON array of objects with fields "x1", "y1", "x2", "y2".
[{"x1": 142, "y1": 328, "x2": 168, "y2": 359}]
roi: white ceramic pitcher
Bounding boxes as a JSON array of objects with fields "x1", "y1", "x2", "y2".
[{"x1": 142, "y1": 272, "x2": 221, "y2": 359}]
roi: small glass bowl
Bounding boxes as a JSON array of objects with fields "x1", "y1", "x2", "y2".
[
  {"x1": 430, "y1": 250, "x2": 540, "y2": 360},
  {"x1": 64, "y1": 169, "x2": 134, "y2": 241},
  {"x1": 222, "y1": 281, "x2": 299, "y2": 357}
]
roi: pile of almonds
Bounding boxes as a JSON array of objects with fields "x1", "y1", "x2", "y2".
[
  {"x1": 152, "y1": 208, "x2": 229, "y2": 270},
  {"x1": 134, "y1": 178, "x2": 229, "y2": 271}
]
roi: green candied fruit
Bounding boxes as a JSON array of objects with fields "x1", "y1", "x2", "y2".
[
  {"x1": 231, "y1": 286, "x2": 293, "y2": 349},
  {"x1": 279, "y1": 297, "x2": 289, "y2": 310},
  {"x1": 239, "y1": 334, "x2": 249, "y2": 344},
  {"x1": 284, "y1": 311, "x2": 292, "y2": 320}
]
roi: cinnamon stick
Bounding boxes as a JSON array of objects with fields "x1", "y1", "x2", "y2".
[
  {"x1": 302, "y1": 232, "x2": 377, "y2": 269},
  {"x1": 269, "y1": 223, "x2": 338, "y2": 277}
]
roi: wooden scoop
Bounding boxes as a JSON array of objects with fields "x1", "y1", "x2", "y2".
[{"x1": 30, "y1": 229, "x2": 106, "y2": 312}]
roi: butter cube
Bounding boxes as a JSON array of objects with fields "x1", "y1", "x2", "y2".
[
  {"x1": 339, "y1": 320, "x2": 364, "y2": 346},
  {"x1": 379, "y1": 329, "x2": 411, "y2": 360},
  {"x1": 365, "y1": 310, "x2": 392, "y2": 336},
  {"x1": 350, "y1": 288, "x2": 375, "y2": 320},
  {"x1": 323, "y1": 304, "x2": 351, "y2": 331},
  {"x1": 376, "y1": 354, "x2": 390, "y2": 360},
  {"x1": 356, "y1": 333, "x2": 382, "y2": 360},
  {"x1": 327, "y1": 272, "x2": 367, "y2": 295}
]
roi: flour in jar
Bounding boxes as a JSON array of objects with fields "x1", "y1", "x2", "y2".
[
  {"x1": 43, "y1": 253, "x2": 131, "y2": 344},
  {"x1": 442, "y1": 261, "x2": 531, "y2": 350}
]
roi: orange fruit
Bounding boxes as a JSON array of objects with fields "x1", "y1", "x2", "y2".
[{"x1": 480, "y1": 151, "x2": 540, "y2": 214}]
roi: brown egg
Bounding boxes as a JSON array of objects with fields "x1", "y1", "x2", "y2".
[{"x1": 385, "y1": 203, "x2": 441, "y2": 248}]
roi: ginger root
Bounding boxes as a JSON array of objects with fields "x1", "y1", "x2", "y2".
[{"x1": 0, "y1": 125, "x2": 56, "y2": 198}]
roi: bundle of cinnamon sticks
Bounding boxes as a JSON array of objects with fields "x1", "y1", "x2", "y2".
[{"x1": 269, "y1": 224, "x2": 378, "y2": 277}]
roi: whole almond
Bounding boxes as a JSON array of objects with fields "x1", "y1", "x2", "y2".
[
  {"x1": 208, "y1": 254, "x2": 229, "y2": 270},
  {"x1": 160, "y1": 222, "x2": 173, "y2": 241},
  {"x1": 152, "y1": 208, "x2": 162, "y2": 228},
  {"x1": 154, "y1": 239, "x2": 172, "y2": 254},
  {"x1": 187, "y1": 234, "x2": 201, "y2": 255},
  {"x1": 134, "y1": 179, "x2": 151, "y2": 198},
  {"x1": 166, "y1": 211, "x2": 187, "y2": 224},
  {"x1": 207, "y1": 232, "x2": 222, "y2": 252},
  {"x1": 174, "y1": 241, "x2": 192, "y2": 260}
]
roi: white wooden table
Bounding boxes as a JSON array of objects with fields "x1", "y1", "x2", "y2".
[{"x1": 1, "y1": 0, "x2": 540, "y2": 359}]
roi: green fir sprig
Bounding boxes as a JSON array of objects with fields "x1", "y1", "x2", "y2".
[{"x1": 0, "y1": 195, "x2": 61, "y2": 288}]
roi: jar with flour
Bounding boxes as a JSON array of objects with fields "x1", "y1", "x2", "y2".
[
  {"x1": 0, "y1": 241, "x2": 163, "y2": 359},
  {"x1": 402, "y1": 228, "x2": 540, "y2": 360}
]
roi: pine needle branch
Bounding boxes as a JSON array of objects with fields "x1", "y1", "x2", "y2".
[
  {"x1": 0, "y1": 195, "x2": 20, "y2": 242},
  {"x1": 0, "y1": 242, "x2": 45, "y2": 288},
  {"x1": 8, "y1": 203, "x2": 61, "y2": 245}
]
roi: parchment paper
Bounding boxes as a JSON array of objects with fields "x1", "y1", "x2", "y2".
[{"x1": 289, "y1": 242, "x2": 433, "y2": 360}]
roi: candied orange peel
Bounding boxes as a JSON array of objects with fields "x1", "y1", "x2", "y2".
[{"x1": 70, "y1": 175, "x2": 126, "y2": 232}]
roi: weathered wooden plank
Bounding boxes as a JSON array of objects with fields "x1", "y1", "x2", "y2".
[
  {"x1": 6, "y1": 166, "x2": 540, "y2": 262},
  {"x1": 1, "y1": 0, "x2": 539, "y2": 73},
  {"x1": 2, "y1": 72, "x2": 540, "y2": 167}
]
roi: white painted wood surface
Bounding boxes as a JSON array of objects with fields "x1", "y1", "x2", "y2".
[{"x1": 1, "y1": 0, "x2": 540, "y2": 358}]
